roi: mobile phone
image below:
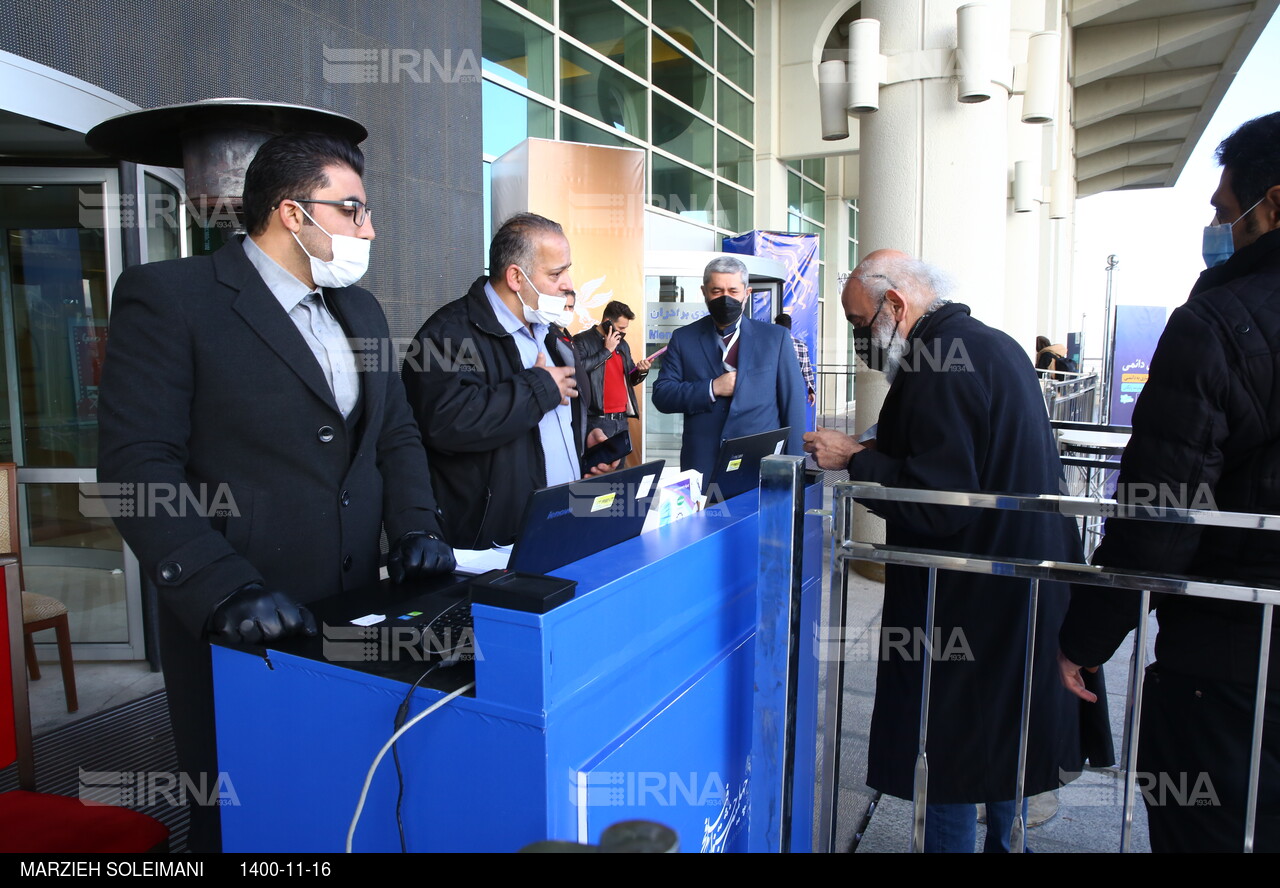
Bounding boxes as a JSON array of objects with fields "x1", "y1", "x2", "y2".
[{"x1": 581, "y1": 429, "x2": 632, "y2": 468}]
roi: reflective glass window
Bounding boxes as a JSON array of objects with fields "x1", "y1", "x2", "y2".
[
  {"x1": 718, "y1": 80, "x2": 753, "y2": 140},
  {"x1": 481, "y1": 0, "x2": 554, "y2": 96},
  {"x1": 652, "y1": 0, "x2": 714, "y2": 66},
  {"x1": 652, "y1": 154, "x2": 715, "y2": 225},
  {"x1": 560, "y1": 43, "x2": 648, "y2": 139},
  {"x1": 719, "y1": 0, "x2": 754, "y2": 44},
  {"x1": 717, "y1": 131, "x2": 753, "y2": 188},
  {"x1": 652, "y1": 33, "x2": 712, "y2": 116},
  {"x1": 482, "y1": 79, "x2": 553, "y2": 158},
  {"x1": 803, "y1": 179, "x2": 825, "y2": 225},
  {"x1": 653, "y1": 94, "x2": 713, "y2": 170},
  {"x1": 718, "y1": 27, "x2": 753, "y2": 93},
  {"x1": 562, "y1": 0, "x2": 646, "y2": 78},
  {"x1": 561, "y1": 113, "x2": 636, "y2": 149},
  {"x1": 717, "y1": 183, "x2": 753, "y2": 233}
]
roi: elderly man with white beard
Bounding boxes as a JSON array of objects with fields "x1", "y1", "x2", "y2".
[{"x1": 803, "y1": 250, "x2": 1102, "y2": 852}]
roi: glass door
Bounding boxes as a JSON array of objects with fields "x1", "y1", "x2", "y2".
[{"x1": 0, "y1": 167, "x2": 143, "y2": 659}]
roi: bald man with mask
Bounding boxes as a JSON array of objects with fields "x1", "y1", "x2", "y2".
[{"x1": 805, "y1": 250, "x2": 1092, "y2": 852}]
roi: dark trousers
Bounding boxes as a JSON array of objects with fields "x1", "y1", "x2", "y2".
[
  {"x1": 587, "y1": 414, "x2": 629, "y2": 440},
  {"x1": 1138, "y1": 665, "x2": 1280, "y2": 852},
  {"x1": 158, "y1": 604, "x2": 222, "y2": 853}
]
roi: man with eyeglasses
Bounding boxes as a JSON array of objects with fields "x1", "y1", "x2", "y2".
[
  {"x1": 804, "y1": 250, "x2": 1097, "y2": 852},
  {"x1": 98, "y1": 131, "x2": 454, "y2": 852}
]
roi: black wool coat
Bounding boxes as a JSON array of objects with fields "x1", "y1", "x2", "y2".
[
  {"x1": 848, "y1": 303, "x2": 1092, "y2": 803},
  {"x1": 1061, "y1": 227, "x2": 1280, "y2": 688}
]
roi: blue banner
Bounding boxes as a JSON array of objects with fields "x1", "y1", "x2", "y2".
[
  {"x1": 722, "y1": 231, "x2": 820, "y2": 430},
  {"x1": 1109, "y1": 305, "x2": 1168, "y2": 426}
]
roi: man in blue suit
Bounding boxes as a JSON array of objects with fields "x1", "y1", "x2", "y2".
[{"x1": 652, "y1": 256, "x2": 806, "y2": 482}]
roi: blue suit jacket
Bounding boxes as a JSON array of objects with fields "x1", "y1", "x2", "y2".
[{"x1": 652, "y1": 315, "x2": 807, "y2": 480}]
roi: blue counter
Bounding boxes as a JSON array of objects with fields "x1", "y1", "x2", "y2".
[{"x1": 214, "y1": 475, "x2": 823, "y2": 853}]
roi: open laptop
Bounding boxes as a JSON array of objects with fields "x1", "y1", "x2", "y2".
[
  {"x1": 704, "y1": 427, "x2": 791, "y2": 504},
  {"x1": 507, "y1": 459, "x2": 665, "y2": 576}
]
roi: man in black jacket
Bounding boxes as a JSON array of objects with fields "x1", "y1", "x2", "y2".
[
  {"x1": 805, "y1": 250, "x2": 1090, "y2": 852},
  {"x1": 1058, "y1": 111, "x2": 1280, "y2": 852},
  {"x1": 572, "y1": 300, "x2": 651, "y2": 441},
  {"x1": 402, "y1": 213, "x2": 610, "y2": 549}
]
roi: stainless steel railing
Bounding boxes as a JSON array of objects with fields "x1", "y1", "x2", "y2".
[
  {"x1": 813, "y1": 364, "x2": 856, "y2": 439},
  {"x1": 1039, "y1": 370, "x2": 1100, "y2": 423},
  {"x1": 819, "y1": 482, "x2": 1277, "y2": 853}
]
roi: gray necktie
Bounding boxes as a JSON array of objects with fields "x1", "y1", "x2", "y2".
[{"x1": 292, "y1": 292, "x2": 359, "y2": 418}]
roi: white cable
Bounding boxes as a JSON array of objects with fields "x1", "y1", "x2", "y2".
[{"x1": 345, "y1": 681, "x2": 475, "y2": 853}]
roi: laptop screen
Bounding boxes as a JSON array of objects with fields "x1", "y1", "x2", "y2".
[
  {"x1": 508, "y1": 460, "x2": 665, "y2": 576},
  {"x1": 705, "y1": 427, "x2": 790, "y2": 504}
]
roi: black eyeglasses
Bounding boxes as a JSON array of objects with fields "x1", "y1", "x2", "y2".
[{"x1": 292, "y1": 198, "x2": 371, "y2": 227}]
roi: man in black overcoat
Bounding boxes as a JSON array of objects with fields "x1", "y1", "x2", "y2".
[
  {"x1": 97, "y1": 132, "x2": 454, "y2": 851},
  {"x1": 805, "y1": 249, "x2": 1101, "y2": 852}
]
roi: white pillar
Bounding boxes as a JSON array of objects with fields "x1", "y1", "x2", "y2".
[{"x1": 852, "y1": 0, "x2": 1011, "y2": 571}]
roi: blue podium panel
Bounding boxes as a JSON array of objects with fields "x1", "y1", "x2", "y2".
[
  {"x1": 214, "y1": 484, "x2": 824, "y2": 852},
  {"x1": 575, "y1": 634, "x2": 753, "y2": 852},
  {"x1": 213, "y1": 648, "x2": 550, "y2": 853}
]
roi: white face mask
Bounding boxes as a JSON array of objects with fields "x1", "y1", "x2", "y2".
[
  {"x1": 291, "y1": 203, "x2": 371, "y2": 288},
  {"x1": 515, "y1": 265, "x2": 567, "y2": 327}
]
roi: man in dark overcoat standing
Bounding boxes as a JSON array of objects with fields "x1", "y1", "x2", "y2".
[{"x1": 805, "y1": 249, "x2": 1103, "y2": 852}]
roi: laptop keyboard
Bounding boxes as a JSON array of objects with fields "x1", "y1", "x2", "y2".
[{"x1": 423, "y1": 599, "x2": 475, "y2": 663}]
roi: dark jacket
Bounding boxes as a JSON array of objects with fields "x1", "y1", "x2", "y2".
[
  {"x1": 1060, "y1": 228, "x2": 1280, "y2": 687},
  {"x1": 98, "y1": 237, "x2": 442, "y2": 638},
  {"x1": 401, "y1": 276, "x2": 585, "y2": 549},
  {"x1": 572, "y1": 325, "x2": 648, "y2": 417},
  {"x1": 652, "y1": 316, "x2": 807, "y2": 481},
  {"x1": 848, "y1": 303, "x2": 1089, "y2": 803}
]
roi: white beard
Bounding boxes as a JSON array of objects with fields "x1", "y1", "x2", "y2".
[{"x1": 872, "y1": 308, "x2": 907, "y2": 383}]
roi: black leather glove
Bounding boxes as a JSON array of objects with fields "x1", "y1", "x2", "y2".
[
  {"x1": 206, "y1": 583, "x2": 317, "y2": 646},
  {"x1": 387, "y1": 531, "x2": 456, "y2": 583}
]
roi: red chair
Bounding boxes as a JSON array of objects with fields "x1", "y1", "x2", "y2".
[{"x1": 0, "y1": 487, "x2": 170, "y2": 852}]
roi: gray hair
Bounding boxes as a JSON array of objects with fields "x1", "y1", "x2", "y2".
[
  {"x1": 489, "y1": 212, "x2": 564, "y2": 283},
  {"x1": 703, "y1": 255, "x2": 750, "y2": 290},
  {"x1": 855, "y1": 255, "x2": 954, "y2": 312}
]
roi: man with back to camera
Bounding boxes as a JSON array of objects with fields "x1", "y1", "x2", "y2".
[
  {"x1": 803, "y1": 250, "x2": 1098, "y2": 852},
  {"x1": 775, "y1": 311, "x2": 817, "y2": 407},
  {"x1": 651, "y1": 255, "x2": 807, "y2": 483},
  {"x1": 401, "y1": 212, "x2": 614, "y2": 550},
  {"x1": 572, "y1": 300, "x2": 652, "y2": 442},
  {"x1": 97, "y1": 131, "x2": 455, "y2": 852},
  {"x1": 1058, "y1": 111, "x2": 1280, "y2": 853}
]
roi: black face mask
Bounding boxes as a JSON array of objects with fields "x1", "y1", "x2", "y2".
[
  {"x1": 852, "y1": 325, "x2": 886, "y2": 372},
  {"x1": 706, "y1": 295, "x2": 744, "y2": 328},
  {"x1": 851, "y1": 295, "x2": 889, "y2": 371}
]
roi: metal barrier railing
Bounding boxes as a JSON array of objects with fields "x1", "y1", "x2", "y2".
[
  {"x1": 813, "y1": 364, "x2": 856, "y2": 439},
  {"x1": 1050, "y1": 420, "x2": 1132, "y2": 559},
  {"x1": 817, "y1": 481, "x2": 1277, "y2": 853},
  {"x1": 1040, "y1": 370, "x2": 1100, "y2": 423}
]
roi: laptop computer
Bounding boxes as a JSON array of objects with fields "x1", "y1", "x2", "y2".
[
  {"x1": 704, "y1": 427, "x2": 791, "y2": 504},
  {"x1": 507, "y1": 459, "x2": 665, "y2": 575}
]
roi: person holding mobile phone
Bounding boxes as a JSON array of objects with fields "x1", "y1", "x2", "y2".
[
  {"x1": 572, "y1": 301, "x2": 651, "y2": 442},
  {"x1": 402, "y1": 213, "x2": 616, "y2": 550}
]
